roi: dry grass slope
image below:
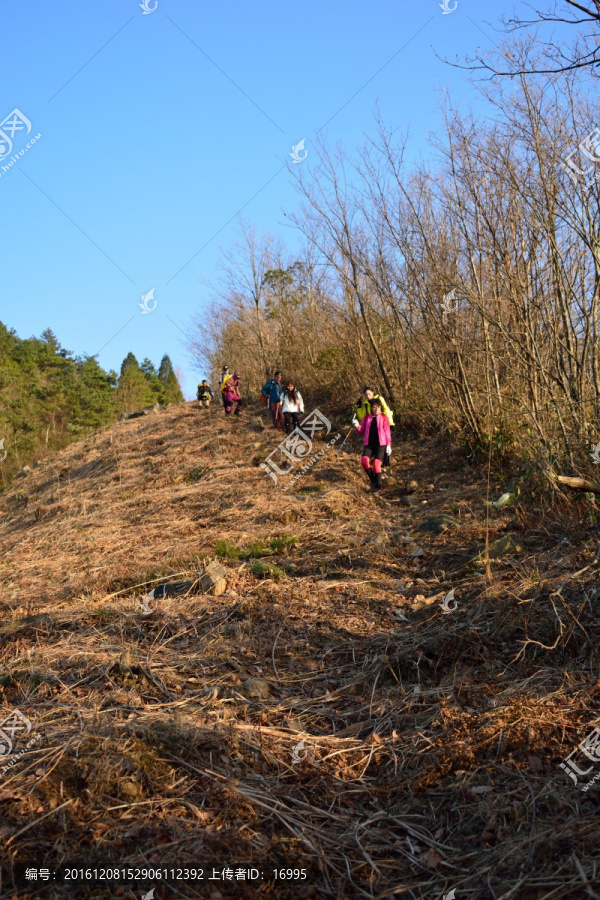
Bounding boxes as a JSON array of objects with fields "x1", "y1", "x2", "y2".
[{"x1": 0, "y1": 402, "x2": 599, "y2": 899}]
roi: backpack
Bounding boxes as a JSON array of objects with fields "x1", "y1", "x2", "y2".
[{"x1": 260, "y1": 380, "x2": 273, "y2": 405}]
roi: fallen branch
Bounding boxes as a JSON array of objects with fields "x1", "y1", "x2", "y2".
[{"x1": 556, "y1": 475, "x2": 600, "y2": 494}]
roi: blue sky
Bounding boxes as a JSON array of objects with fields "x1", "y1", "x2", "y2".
[{"x1": 2, "y1": 0, "x2": 526, "y2": 398}]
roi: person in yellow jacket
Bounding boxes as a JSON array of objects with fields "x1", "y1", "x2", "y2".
[
  {"x1": 218, "y1": 366, "x2": 230, "y2": 409},
  {"x1": 354, "y1": 386, "x2": 395, "y2": 427},
  {"x1": 221, "y1": 371, "x2": 243, "y2": 416}
]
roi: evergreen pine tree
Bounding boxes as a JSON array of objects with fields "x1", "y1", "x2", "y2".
[
  {"x1": 115, "y1": 352, "x2": 155, "y2": 412},
  {"x1": 158, "y1": 354, "x2": 184, "y2": 403},
  {"x1": 140, "y1": 357, "x2": 165, "y2": 404}
]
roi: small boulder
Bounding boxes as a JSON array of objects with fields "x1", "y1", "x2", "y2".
[
  {"x1": 364, "y1": 532, "x2": 390, "y2": 547},
  {"x1": 243, "y1": 677, "x2": 274, "y2": 700},
  {"x1": 408, "y1": 546, "x2": 424, "y2": 558},
  {"x1": 419, "y1": 514, "x2": 460, "y2": 535},
  {"x1": 399, "y1": 495, "x2": 420, "y2": 508},
  {"x1": 121, "y1": 403, "x2": 160, "y2": 421},
  {"x1": 277, "y1": 508, "x2": 301, "y2": 525},
  {"x1": 468, "y1": 535, "x2": 523, "y2": 566}
]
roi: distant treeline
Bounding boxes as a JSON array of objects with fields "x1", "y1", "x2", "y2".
[{"x1": 0, "y1": 322, "x2": 183, "y2": 481}]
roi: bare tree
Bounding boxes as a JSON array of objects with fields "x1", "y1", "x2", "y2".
[
  {"x1": 191, "y1": 74, "x2": 600, "y2": 481},
  {"x1": 461, "y1": 1, "x2": 600, "y2": 77}
]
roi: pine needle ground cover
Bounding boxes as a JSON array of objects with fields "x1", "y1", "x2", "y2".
[{"x1": 0, "y1": 403, "x2": 598, "y2": 899}]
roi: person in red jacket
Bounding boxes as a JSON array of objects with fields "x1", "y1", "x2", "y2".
[{"x1": 356, "y1": 398, "x2": 391, "y2": 495}]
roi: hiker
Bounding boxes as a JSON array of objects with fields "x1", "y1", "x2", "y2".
[
  {"x1": 261, "y1": 371, "x2": 284, "y2": 429},
  {"x1": 218, "y1": 366, "x2": 230, "y2": 409},
  {"x1": 196, "y1": 379, "x2": 213, "y2": 409},
  {"x1": 281, "y1": 380, "x2": 304, "y2": 434},
  {"x1": 355, "y1": 386, "x2": 395, "y2": 427},
  {"x1": 356, "y1": 398, "x2": 392, "y2": 495},
  {"x1": 222, "y1": 370, "x2": 243, "y2": 416}
]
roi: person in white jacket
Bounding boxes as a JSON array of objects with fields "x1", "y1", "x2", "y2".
[{"x1": 281, "y1": 381, "x2": 304, "y2": 434}]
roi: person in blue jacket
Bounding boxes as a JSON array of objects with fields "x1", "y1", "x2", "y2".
[{"x1": 261, "y1": 371, "x2": 284, "y2": 429}]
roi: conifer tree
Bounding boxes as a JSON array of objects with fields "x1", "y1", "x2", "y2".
[
  {"x1": 140, "y1": 357, "x2": 165, "y2": 405},
  {"x1": 115, "y1": 353, "x2": 154, "y2": 412},
  {"x1": 158, "y1": 354, "x2": 184, "y2": 403}
]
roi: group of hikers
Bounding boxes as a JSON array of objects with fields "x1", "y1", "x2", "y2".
[
  {"x1": 196, "y1": 368, "x2": 395, "y2": 495},
  {"x1": 196, "y1": 366, "x2": 243, "y2": 416},
  {"x1": 259, "y1": 371, "x2": 305, "y2": 434}
]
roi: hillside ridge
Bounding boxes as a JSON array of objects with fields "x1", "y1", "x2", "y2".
[{"x1": 0, "y1": 401, "x2": 597, "y2": 898}]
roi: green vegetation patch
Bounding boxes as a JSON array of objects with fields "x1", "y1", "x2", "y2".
[
  {"x1": 269, "y1": 534, "x2": 297, "y2": 553},
  {"x1": 184, "y1": 465, "x2": 210, "y2": 483},
  {"x1": 216, "y1": 535, "x2": 297, "y2": 561},
  {"x1": 215, "y1": 540, "x2": 242, "y2": 560},
  {"x1": 249, "y1": 561, "x2": 285, "y2": 580}
]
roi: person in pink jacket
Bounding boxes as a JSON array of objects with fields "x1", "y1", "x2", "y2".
[
  {"x1": 356, "y1": 398, "x2": 392, "y2": 495},
  {"x1": 222, "y1": 371, "x2": 243, "y2": 416}
]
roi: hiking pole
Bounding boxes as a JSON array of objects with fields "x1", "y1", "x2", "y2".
[
  {"x1": 338, "y1": 426, "x2": 354, "y2": 453},
  {"x1": 385, "y1": 446, "x2": 392, "y2": 480}
]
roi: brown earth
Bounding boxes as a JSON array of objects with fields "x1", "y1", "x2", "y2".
[{"x1": 0, "y1": 401, "x2": 599, "y2": 899}]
